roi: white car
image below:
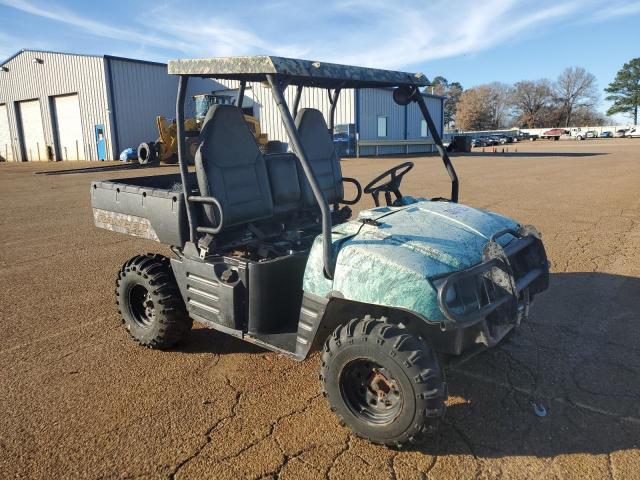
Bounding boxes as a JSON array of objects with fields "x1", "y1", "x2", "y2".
[
  {"x1": 625, "y1": 127, "x2": 640, "y2": 138},
  {"x1": 572, "y1": 129, "x2": 598, "y2": 140}
]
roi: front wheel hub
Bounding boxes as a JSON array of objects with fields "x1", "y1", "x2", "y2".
[{"x1": 341, "y1": 360, "x2": 403, "y2": 425}]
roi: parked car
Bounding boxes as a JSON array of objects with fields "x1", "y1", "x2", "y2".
[
  {"x1": 574, "y1": 130, "x2": 598, "y2": 140},
  {"x1": 599, "y1": 131, "x2": 613, "y2": 138},
  {"x1": 614, "y1": 129, "x2": 629, "y2": 138},
  {"x1": 514, "y1": 132, "x2": 538, "y2": 142},
  {"x1": 490, "y1": 135, "x2": 511, "y2": 145},
  {"x1": 626, "y1": 127, "x2": 640, "y2": 138}
]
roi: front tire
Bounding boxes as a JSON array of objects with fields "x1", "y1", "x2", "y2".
[
  {"x1": 116, "y1": 254, "x2": 192, "y2": 349},
  {"x1": 320, "y1": 317, "x2": 446, "y2": 447}
]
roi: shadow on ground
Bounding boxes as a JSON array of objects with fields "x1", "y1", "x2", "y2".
[
  {"x1": 453, "y1": 151, "x2": 607, "y2": 158},
  {"x1": 177, "y1": 327, "x2": 265, "y2": 356},
  {"x1": 175, "y1": 271, "x2": 640, "y2": 458},
  {"x1": 418, "y1": 271, "x2": 640, "y2": 457}
]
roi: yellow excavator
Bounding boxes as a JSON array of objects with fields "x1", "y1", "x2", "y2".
[{"x1": 137, "y1": 93, "x2": 269, "y2": 166}]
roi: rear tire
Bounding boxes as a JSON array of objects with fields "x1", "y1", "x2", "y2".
[
  {"x1": 320, "y1": 316, "x2": 446, "y2": 447},
  {"x1": 116, "y1": 254, "x2": 192, "y2": 349}
]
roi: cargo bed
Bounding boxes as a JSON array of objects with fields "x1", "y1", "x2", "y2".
[{"x1": 91, "y1": 173, "x2": 198, "y2": 247}]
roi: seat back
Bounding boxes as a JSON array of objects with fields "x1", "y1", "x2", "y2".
[
  {"x1": 195, "y1": 105, "x2": 274, "y2": 228},
  {"x1": 264, "y1": 153, "x2": 303, "y2": 216},
  {"x1": 294, "y1": 108, "x2": 344, "y2": 207}
]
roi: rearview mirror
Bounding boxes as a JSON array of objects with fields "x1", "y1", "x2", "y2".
[{"x1": 393, "y1": 86, "x2": 417, "y2": 106}]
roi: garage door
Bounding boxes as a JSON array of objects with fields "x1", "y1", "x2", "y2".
[
  {"x1": 53, "y1": 94, "x2": 85, "y2": 161},
  {"x1": 0, "y1": 104, "x2": 13, "y2": 162},
  {"x1": 19, "y1": 99, "x2": 46, "y2": 161}
]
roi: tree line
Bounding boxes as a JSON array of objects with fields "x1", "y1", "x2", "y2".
[{"x1": 430, "y1": 58, "x2": 639, "y2": 131}]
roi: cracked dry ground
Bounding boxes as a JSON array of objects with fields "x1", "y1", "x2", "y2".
[{"x1": 1, "y1": 139, "x2": 639, "y2": 479}]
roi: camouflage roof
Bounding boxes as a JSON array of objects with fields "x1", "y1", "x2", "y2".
[{"x1": 167, "y1": 56, "x2": 430, "y2": 88}]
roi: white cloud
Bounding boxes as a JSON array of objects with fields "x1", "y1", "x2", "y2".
[
  {"x1": 1, "y1": 0, "x2": 638, "y2": 70},
  {"x1": 0, "y1": 0, "x2": 192, "y2": 52}
]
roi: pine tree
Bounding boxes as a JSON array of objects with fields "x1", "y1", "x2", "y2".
[{"x1": 605, "y1": 58, "x2": 640, "y2": 125}]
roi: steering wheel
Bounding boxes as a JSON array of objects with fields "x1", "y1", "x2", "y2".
[{"x1": 364, "y1": 161, "x2": 414, "y2": 207}]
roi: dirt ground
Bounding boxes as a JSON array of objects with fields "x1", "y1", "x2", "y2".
[{"x1": 1, "y1": 138, "x2": 639, "y2": 479}]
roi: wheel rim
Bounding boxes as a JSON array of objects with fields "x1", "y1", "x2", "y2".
[
  {"x1": 128, "y1": 284, "x2": 156, "y2": 327},
  {"x1": 340, "y1": 359, "x2": 403, "y2": 425}
]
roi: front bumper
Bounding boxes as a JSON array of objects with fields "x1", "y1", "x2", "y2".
[{"x1": 435, "y1": 226, "x2": 549, "y2": 349}]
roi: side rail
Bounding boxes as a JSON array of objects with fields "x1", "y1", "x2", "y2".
[{"x1": 187, "y1": 195, "x2": 224, "y2": 234}]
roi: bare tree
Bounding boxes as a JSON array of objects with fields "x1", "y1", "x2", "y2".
[
  {"x1": 485, "y1": 82, "x2": 512, "y2": 129},
  {"x1": 510, "y1": 79, "x2": 553, "y2": 127},
  {"x1": 456, "y1": 83, "x2": 511, "y2": 130},
  {"x1": 456, "y1": 87, "x2": 490, "y2": 131},
  {"x1": 553, "y1": 67, "x2": 598, "y2": 127}
]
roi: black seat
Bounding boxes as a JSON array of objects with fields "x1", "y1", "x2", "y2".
[
  {"x1": 195, "y1": 105, "x2": 274, "y2": 229},
  {"x1": 264, "y1": 153, "x2": 303, "y2": 217},
  {"x1": 294, "y1": 108, "x2": 344, "y2": 207}
]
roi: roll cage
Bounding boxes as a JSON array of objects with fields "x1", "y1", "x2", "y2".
[{"x1": 168, "y1": 55, "x2": 459, "y2": 279}]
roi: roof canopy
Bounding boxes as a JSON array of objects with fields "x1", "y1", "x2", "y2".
[{"x1": 167, "y1": 56, "x2": 430, "y2": 89}]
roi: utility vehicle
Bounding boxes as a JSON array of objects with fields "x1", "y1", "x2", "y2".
[{"x1": 91, "y1": 56, "x2": 549, "y2": 447}]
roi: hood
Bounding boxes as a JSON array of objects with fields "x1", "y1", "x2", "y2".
[
  {"x1": 302, "y1": 199, "x2": 521, "y2": 320},
  {"x1": 339, "y1": 200, "x2": 518, "y2": 272}
]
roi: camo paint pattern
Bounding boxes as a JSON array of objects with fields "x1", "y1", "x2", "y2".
[
  {"x1": 93, "y1": 208, "x2": 160, "y2": 242},
  {"x1": 167, "y1": 56, "x2": 430, "y2": 88},
  {"x1": 302, "y1": 200, "x2": 518, "y2": 323}
]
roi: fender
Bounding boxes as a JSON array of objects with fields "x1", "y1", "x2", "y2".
[{"x1": 293, "y1": 292, "x2": 479, "y2": 361}]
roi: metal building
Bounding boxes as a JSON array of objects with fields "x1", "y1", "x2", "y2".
[
  {"x1": 0, "y1": 49, "x2": 444, "y2": 162},
  {"x1": 216, "y1": 80, "x2": 444, "y2": 156},
  {"x1": 0, "y1": 50, "x2": 214, "y2": 162}
]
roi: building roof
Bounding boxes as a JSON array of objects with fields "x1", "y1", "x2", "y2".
[
  {"x1": 0, "y1": 49, "x2": 167, "y2": 68},
  {"x1": 167, "y1": 55, "x2": 430, "y2": 88}
]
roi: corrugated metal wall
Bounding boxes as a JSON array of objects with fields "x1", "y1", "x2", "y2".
[
  {"x1": 0, "y1": 50, "x2": 111, "y2": 161},
  {"x1": 193, "y1": 81, "x2": 443, "y2": 157},
  {"x1": 358, "y1": 88, "x2": 405, "y2": 155},
  {"x1": 357, "y1": 89, "x2": 443, "y2": 155},
  {"x1": 217, "y1": 80, "x2": 355, "y2": 143},
  {"x1": 108, "y1": 59, "x2": 218, "y2": 155},
  {"x1": 406, "y1": 94, "x2": 443, "y2": 154}
]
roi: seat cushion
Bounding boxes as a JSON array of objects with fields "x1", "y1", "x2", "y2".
[
  {"x1": 294, "y1": 108, "x2": 344, "y2": 207},
  {"x1": 195, "y1": 105, "x2": 274, "y2": 228},
  {"x1": 264, "y1": 153, "x2": 303, "y2": 216}
]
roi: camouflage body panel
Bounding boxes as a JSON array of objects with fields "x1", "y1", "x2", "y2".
[
  {"x1": 303, "y1": 200, "x2": 518, "y2": 324},
  {"x1": 93, "y1": 208, "x2": 160, "y2": 242},
  {"x1": 167, "y1": 56, "x2": 429, "y2": 89}
]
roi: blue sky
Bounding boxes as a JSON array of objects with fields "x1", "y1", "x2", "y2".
[{"x1": 1, "y1": 0, "x2": 639, "y2": 122}]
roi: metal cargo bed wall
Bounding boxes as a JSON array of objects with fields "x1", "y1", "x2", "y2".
[
  {"x1": 107, "y1": 58, "x2": 220, "y2": 158},
  {"x1": 217, "y1": 80, "x2": 356, "y2": 143},
  {"x1": 0, "y1": 50, "x2": 112, "y2": 161}
]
